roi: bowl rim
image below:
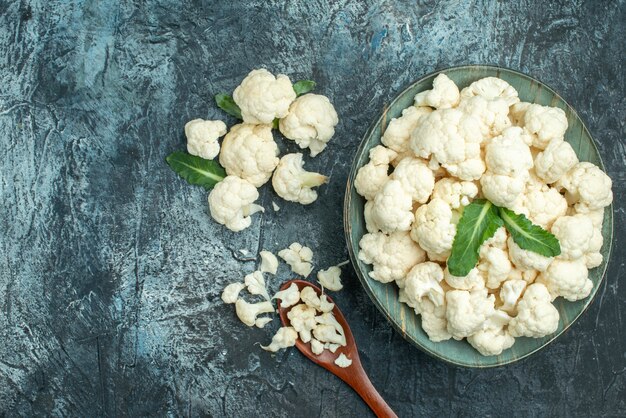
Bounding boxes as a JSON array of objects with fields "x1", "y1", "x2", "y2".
[{"x1": 343, "y1": 64, "x2": 614, "y2": 368}]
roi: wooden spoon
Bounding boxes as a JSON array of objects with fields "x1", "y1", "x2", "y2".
[{"x1": 277, "y1": 280, "x2": 398, "y2": 418}]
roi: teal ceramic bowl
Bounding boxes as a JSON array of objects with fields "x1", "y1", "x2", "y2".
[{"x1": 343, "y1": 65, "x2": 614, "y2": 368}]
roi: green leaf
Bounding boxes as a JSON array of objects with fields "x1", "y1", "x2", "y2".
[
  {"x1": 293, "y1": 80, "x2": 316, "y2": 96},
  {"x1": 448, "y1": 200, "x2": 504, "y2": 277},
  {"x1": 215, "y1": 93, "x2": 242, "y2": 119},
  {"x1": 166, "y1": 151, "x2": 226, "y2": 190},
  {"x1": 498, "y1": 207, "x2": 561, "y2": 257}
]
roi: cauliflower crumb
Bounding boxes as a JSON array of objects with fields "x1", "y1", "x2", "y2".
[
  {"x1": 272, "y1": 201, "x2": 280, "y2": 211},
  {"x1": 185, "y1": 119, "x2": 227, "y2": 160},
  {"x1": 334, "y1": 353, "x2": 353, "y2": 368},
  {"x1": 278, "y1": 242, "x2": 314, "y2": 277}
]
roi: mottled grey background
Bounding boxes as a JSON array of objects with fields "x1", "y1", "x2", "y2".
[{"x1": 0, "y1": 0, "x2": 624, "y2": 417}]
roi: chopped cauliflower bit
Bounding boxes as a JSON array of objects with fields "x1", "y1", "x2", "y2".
[
  {"x1": 184, "y1": 119, "x2": 227, "y2": 160},
  {"x1": 221, "y1": 282, "x2": 245, "y2": 304},
  {"x1": 259, "y1": 250, "x2": 279, "y2": 275},
  {"x1": 334, "y1": 353, "x2": 353, "y2": 368},
  {"x1": 316, "y1": 312, "x2": 346, "y2": 339},
  {"x1": 382, "y1": 106, "x2": 432, "y2": 153},
  {"x1": 358, "y1": 231, "x2": 425, "y2": 284},
  {"x1": 313, "y1": 324, "x2": 346, "y2": 346},
  {"x1": 208, "y1": 176, "x2": 264, "y2": 232},
  {"x1": 278, "y1": 242, "x2": 314, "y2": 277},
  {"x1": 272, "y1": 283, "x2": 301, "y2": 308},
  {"x1": 255, "y1": 317, "x2": 273, "y2": 328},
  {"x1": 287, "y1": 303, "x2": 318, "y2": 343},
  {"x1": 272, "y1": 201, "x2": 280, "y2": 211},
  {"x1": 300, "y1": 286, "x2": 335, "y2": 313},
  {"x1": 272, "y1": 153, "x2": 328, "y2": 204},
  {"x1": 261, "y1": 327, "x2": 298, "y2": 352},
  {"x1": 244, "y1": 271, "x2": 270, "y2": 301},
  {"x1": 354, "y1": 146, "x2": 398, "y2": 201},
  {"x1": 325, "y1": 343, "x2": 340, "y2": 353},
  {"x1": 233, "y1": 68, "x2": 296, "y2": 124},
  {"x1": 235, "y1": 299, "x2": 275, "y2": 327},
  {"x1": 310, "y1": 339, "x2": 324, "y2": 355},
  {"x1": 414, "y1": 74, "x2": 460, "y2": 109},
  {"x1": 509, "y1": 284, "x2": 559, "y2": 338},
  {"x1": 317, "y1": 266, "x2": 343, "y2": 291}
]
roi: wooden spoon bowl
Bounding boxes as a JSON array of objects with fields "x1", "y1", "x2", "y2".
[{"x1": 277, "y1": 280, "x2": 397, "y2": 418}]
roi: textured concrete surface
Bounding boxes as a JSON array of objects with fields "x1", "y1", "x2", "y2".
[{"x1": 0, "y1": 0, "x2": 624, "y2": 416}]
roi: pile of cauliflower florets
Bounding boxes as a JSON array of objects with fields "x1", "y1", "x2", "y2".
[
  {"x1": 186, "y1": 69, "x2": 339, "y2": 232},
  {"x1": 355, "y1": 74, "x2": 613, "y2": 356}
]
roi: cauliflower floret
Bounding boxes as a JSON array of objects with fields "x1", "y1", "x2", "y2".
[
  {"x1": 244, "y1": 271, "x2": 270, "y2": 301},
  {"x1": 261, "y1": 327, "x2": 298, "y2": 352},
  {"x1": 371, "y1": 180, "x2": 414, "y2": 233},
  {"x1": 404, "y1": 262, "x2": 446, "y2": 307},
  {"x1": 534, "y1": 140, "x2": 579, "y2": 183},
  {"x1": 483, "y1": 226, "x2": 508, "y2": 250},
  {"x1": 484, "y1": 127, "x2": 534, "y2": 177},
  {"x1": 363, "y1": 201, "x2": 382, "y2": 233},
  {"x1": 382, "y1": 106, "x2": 432, "y2": 153},
  {"x1": 444, "y1": 156, "x2": 486, "y2": 182},
  {"x1": 272, "y1": 283, "x2": 301, "y2": 308},
  {"x1": 300, "y1": 286, "x2": 335, "y2": 313},
  {"x1": 411, "y1": 198, "x2": 458, "y2": 259},
  {"x1": 477, "y1": 246, "x2": 512, "y2": 289},
  {"x1": 310, "y1": 339, "x2": 324, "y2": 355},
  {"x1": 354, "y1": 146, "x2": 398, "y2": 200},
  {"x1": 444, "y1": 267, "x2": 485, "y2": 291},
  {"x1": 317, "y1": 266, "x2": 343, "y2": 291},
  {"x1": 551, "y1": 214, "x2": 594, "y2": 260},
  {"x1": 509, "y1": 283, "x2": 559, "y2": 338},
  {"x1": 556, "y1": 162, "x2": 613, "y2": 212},
  {"x1": 414, "y1": 74, "x2": 460, "y2": 109},
  {"x1": 233, "y1": 68, "x2": 296, "y2": 124},
  {"x1": 480, "y1": 172, "x2": 526, "y2": 208},
  {"x1": 391, "y1": 157, "x2": 435, "y2": 203},
  {"x1": 524, "y1": 187, "x2": 568, "y2": 229},
  {"x1": 221, "y1": 282, "x2": 245, "y2": 304},
  {"x1": 507, "y1": 237, "x2": 553, "y2": 272},
  {"x1": 272, "y1": 153, "x2": 328, "y2": 204},
  {"x1": 523, "y1": 104, "x2": 568, "y2": 149},
  {"x1": 499, "y1": 279, "x2": 527, "y2": 314},
  {"x1": 585, "y1": 228, "x2": 604, "y2": 269},
  {"x1": 278, "y1": 243, "x2": 314, "y2": 277},
  {"x1": 219, "y1": 123, "x2": 279, "y2": 187},
  {"x1": 571, "y1": 207, "x2": 604, "y2": 229},
  {"x1": 431, "y1": 178, "x2": 478, "y2": 209},
  {"x1": 334, "y1": 353, "x2": 353, "y2": 368},
  {"x1": 259, "y1": 250, "x2": 279, "y2": 275},
  {"x1": 457, "y1": 96, "x2": 511, "y2": 138},
  {"x1": 445, "y1": 288, "x2": 495, "y2": 340},
  {"x1": 537, "y1": 259, "x2": 592, "y2": 302},
  {"x1": 358, "y1": 231, "x2": 426, "y2": 284},
  {"x1": 279, "y1": 93, "x2": 339, "y2": 157},
  {"x1": 467, "y1": 310, "x2": 515, "y2": 356},
  {"x1": 208, "y1": 176, "x2": 264, "y2": 232},
  {"x1": 413, "y1": 298, "x2": 451, "y2": 342},
  {"x1": 287, "y1": 303, "x2": 318, "y2": 343},
  {"x1": 509, "y1": 102, "x2": 531, "y2": 127},
  {"x1": 235, "y1": 299, "x2": 275, "y2": 327},
  {"x1": 185, "y1": 119, "x2": 227, "y2": 160},
  {"x1": 460, "y1": 77, "x2": 520, "y2": 106}
]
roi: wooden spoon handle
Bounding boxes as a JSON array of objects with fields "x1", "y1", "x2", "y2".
[{"x1": 344, "y1": 363, "x2": 398, "y2": 418}]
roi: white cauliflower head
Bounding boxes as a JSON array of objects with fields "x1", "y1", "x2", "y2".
[
  {"x1": 444, "y1": 267, "x2": 485, "y2": 291},
  {"x1": 233, "y1": 68, "x2": 296, "y2": 124},
  {"x1": 508, "y1": 283, "x2": 560, "y2": 338},
  {"x1": 414, "y1": 73, "x2": 460, "y2": 109},
  {"x1": 208, "y1": 176, "x2": 264, "y2": 232},
  {"x1": 534, "y1": 140, "x2": 579, "y2": 183},
  {"x1": 411, "y1": 198, "x2": 458, "y2": 259},
  {"x1": 358, "y1": 231, "x2": 425, "y2": 284},
  {"x1": 556, "y1": 162, "x2": 613, "y2": 212},
  {"x1": 499, "y1": 279, "x2": 527, "y2": 314},
  {"x1": 477, "y1": 246, "x2": 512, "y2": 289},
  {"x1": 460, "y1": 77, "x2": 520, "y2": 106},
  {"x1": 185, "y1": 119, "x2": 227, "y2": 160},
  {"x1": 445, "y1": 288, "x2": 495, "y2": 340},
  {"x1": 391, "y1": 157, "x2": 435, "y2": 203},
  {"x1": 457, "y1": 96, "x2": 511, "y2": 138},
  {"x1": 480, "y1": 172, "x2": 526, "y2": 208},
  {"x1": 404, "y1": 262, "x2": 446, "y2": 307},
  {"x1": 507, "y1": 237, "x2": 553, "y2": 272},
  {"x1": 278, "y1": 242, "x2": 314, "y2": 277},
  {"x1": 467, "y1": 310, "x2": 515, "y2": 356},
  {"x1": 279, "y1": 94, "x2": 339, "y2": 157},
  {"x1": 522, "y1": 104, "x2": 568, "y2": 149},
  {"x1": 354, "y1": 145, "x2": 397, "y2": 200},
  {"x1": 371, "y1": 179, "x2": 414, "y2": 233},
  {"x1": 431, "y1": 177, "x2": 478, "y2": 209},
  {"x1": 272, "y1": 153, "x2": 328, "y2": 205},
  {"x1": 484, "y1": 127, "x2": 534, "y2": 177},
  {"x1": 261, "y1": 327, "x2": 298, "y2": 352},
  {"x1": 537, "y1": 259, "x2": 592, "y2": 302},
  {"x1": 219, "y1": 123, "x2": 279, "y2": 187},
  {"x1": 235, "y1": 299, "x2": 275, "y2": 327},
  {"x1": 550, "y1": 214, "x2": 594, "y2": 260},
  {"x1": 382, "y1": 106, "x2": 432, "y2": 153}
]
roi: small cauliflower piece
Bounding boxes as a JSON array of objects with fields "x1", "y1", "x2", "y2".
[
  {"x1": 382, "y1": 106, "x2": 432, "y2": 153},
  {"x1": 480, "y1": 172, "x2": 526, "y2": 208},
  {"x1": 317, "y1": 266, "x2": 343, "y2": 291},
  {"x1": 287, "y1": 303, "x2": 318, "y2": 343},
  {"x1": 444, "y1": 267, "x2": 485, "y2": 291},
  {"x1": 259, "y1": 250, "x2": 279, "y2": 275},
  {"x1": 272, "y1": 153, "x2": 328, "y2": 204},
  {"x1": 255, "y1": 317, "x2": 273, "y2": 328},
  {"x1": 414, "y1": 74, "x2": 460, "y2": 109},
  {"x1": 358, "y1": 231, "x2": 425, "y2": 284},
  {"x1": 235, "y1": 299, "x2": 275, "y2": 327},
  {"x1": 431, "y1": 178, "x2": 478, "y2": 209},
  {"x1": 404, "y1": 262, "x2": 446, "y2": 308},
  {"x1": 507, "y1": 237, "x2": 553, "y2": 272},
  {"x1": 244, "y1": 271, "x2": 270, "y2": 301},
  {"x1": 272, "y1": 201, "x2": 280, "y2": 211},
  {"x1": 522, "y1": 187, "x2": 568, "y2": 229},
  {"x1": 315, "y1": 312, "x2": 346, "y2": 339},
  {"x1": 445, "y1": 288, "x2": 495, "y2": 340},
  {"x1": 219, "y1": 123, "x2": 279, "y2": 187},
  {"x1": 537, "y1": 259, "x2": 592, "y2": 302},
  {"x1": 551, "y1": 214, "x2": 594, "y2": 260},
  {"x1": 334, "y1": 353, "x2": 353, "y2": 368},
  {"x1": 411, "y1": 199, "x2": 458, "y2": 260},
  {"x1": 467, "y1": 310, "x2": 515, "y2": 356},
  {"x1": 523, "y1": 104, "x2": 568, "y2": 149},
  {"x1": 279, "y1": 94, "x2": 339, "y2": 157},
  {"x1": 261, "y1": 327, "x2": 298, "y2": 352},
  {"x1": 391, "y1": 157, "x2": 435, "y2": 203},
  {"x1": 208, "y1": 176, "x2": 264, "y2": 232},
  {"x1": 484, "y1": 127, "x2": 533, "y2": 177},
  {"x1": 534, "y1": 140, "x2": 579, "y2": 183},
  {"x1": 371, "y1": 180, "x2": 414, "y2": 233},
  {"x1": 278, "y1": 242, "x2": 314, "y2": 277},
  {"x1": 310, "y1": 339, "x2": 324, "y2": 355},
  {"x1": 233, "y1": 68, "x2": 296, "y2": 124},
  {"x1": 300, "y1": 286, "x2": 334, "y2": 313},
  {"x1": 184, "y1": 119, "x2": 227, "y2": 160},
  {"x1": 556, "y1": 162, "x2": 613, "y2": 212},
  {"x1": 313, "y1": 324, "x2": 346, "y2": 346},
  {"x1": 499, "y1": 279, "x2": 527, "y2": 314},
  {"x1": 460, "y1": 77, "x2": 520, "y2": 106},
  {"x1": 457, "y1": 96, "x2": 511, "y2": 138},
  {"x1": 509, "y1": 283, "x2": 559, "y2": 338},
  {"x1": 221, "y1": 282, "x2": 245, "y2": 304},
  {"x1": 354, "y1": 145, "x2": 398, "y2": 200},
  {"x1": 483, "y1": 226, "x2": 508, "y2": 250},
  {"x1": 585, "y1": 228, "x2": 604, "y2": 269},
  {"x1": 363, "y1": 201, "x2": 382, "y2": 233},
  {"x1": 272, "y1": 283, "x2": 301, "y2": 308},
  {"x1": 477, "y1": 246, "x2": 512, "y2": 289},
  {"x1": 414, "y1": 298, "x2": 452, "y2": 342},
  {"x1": 509, "y1": 102, "x2": 531, "y2": 127}
]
